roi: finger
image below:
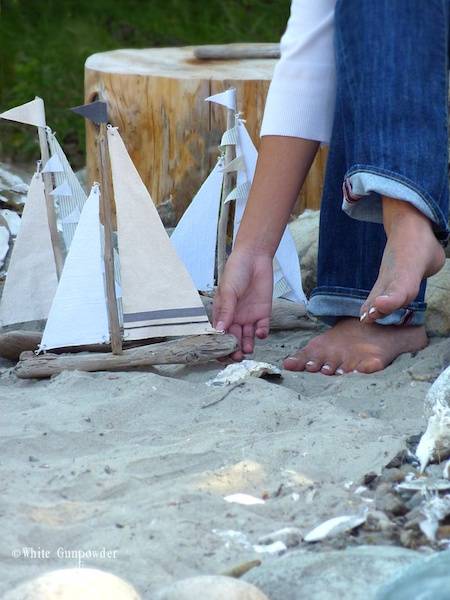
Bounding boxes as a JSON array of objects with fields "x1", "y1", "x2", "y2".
[
  {"x1": 255, "y1": 317, "x2": 270, "y2": 339},
  {"x1": 213, "y1": 286, "x2": 237, "y2": 332},
  {"x1": 228, "y1": 323, "x2": 243, "y2": 361},
  {"x1": 242, "y1": 324, "x2": 255, "y2": 354}
]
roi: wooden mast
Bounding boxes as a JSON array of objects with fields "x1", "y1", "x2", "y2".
[
  {"x1": 38, "y1": 125, "x2": 64, "y2": 278},
  {"x1": 217, "y1": 104, "x2": 236, "y2": 284},
  {"x1": 98, "y1": 121, "x2": 123, "y2": 355}
]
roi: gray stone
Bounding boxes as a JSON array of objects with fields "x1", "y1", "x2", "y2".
[
  {"x1": 376, "y1": 549, "x2": 450, "y2": 600},
  {"x1": 155, "y1": 576, "x2": 269, "y2": 600},
  {"x1": 289, "y1": 210, "x2": 319, "y2": 295},
  {"x1": 244, "y1": 546, "x2": 421, "y2": 600},
  {"x1": 426, "y1": 260, "x2": 450, "y2": 336}
]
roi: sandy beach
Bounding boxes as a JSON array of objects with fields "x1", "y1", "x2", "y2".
[{"x1": 1, "y1": 322, "x2": 448, "y2": 596}]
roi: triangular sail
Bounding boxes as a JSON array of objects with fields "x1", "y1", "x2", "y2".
[
  {"x1": 107, "y1": 126, "x2": 213, "y2": 340},
  {"x1": 39, "y1": 184, "x2": 110, "y2": 351},
  {"x1": 0, "y1": 97, "x2": 46, "y2": 128},
  {"x1": 46, "y1": 130, "x2": 88, "y2": 250},
  {"x1": 170, "y1": 158, "x2": 224, "y2": 292},
  {"x1": 0, "y1": 172, "x2": 58, "y2": 326}
]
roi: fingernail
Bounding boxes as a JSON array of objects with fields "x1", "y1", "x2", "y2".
[
  {"x1": 360, "y1": 312, "x2": 367, "y2": 322},
  {"x1": 369, "y1": 307, "x2": 376, "y2": 315},
  {"x1": 306, "y1": 360, "x2": 315, "y2": 367},
  {"x1": 379, "y1": 294, "x2": 390, "y2": 299},
  {"x1": 336, "y1": 368, "x2": 344, "y2": 375},
  {"x1": 215, "y1": 321, "x2": 225, "y2": 333}
]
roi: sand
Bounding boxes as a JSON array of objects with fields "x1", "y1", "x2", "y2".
[{"x1": 0, "y1": 325, "x2": 449, "y2": 597}]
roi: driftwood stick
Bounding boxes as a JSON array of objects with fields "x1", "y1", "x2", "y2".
[
  {"x1": 217, "y1": 104, "x2": 236, "y2": 284},
  {"x1": 38, "y1": 126, "x2": 64, "y2": 278},
  {"x1": 98, "y1": 122, "x2": 122, "y2": 355},
  {"x1": 15, "y1": 334, "x2": 238, "y2": 379},
  {"x1": 194, "y1": 44, "x2": 280, "y2": 61}
]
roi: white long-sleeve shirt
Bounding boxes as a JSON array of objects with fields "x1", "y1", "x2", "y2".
[{"x1": 260, "y1": 0, "x2": 336, "y2": 143}]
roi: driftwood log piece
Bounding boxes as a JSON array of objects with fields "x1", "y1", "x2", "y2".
[
  {"x1": 194, "y1": 43, "x2": 280, "y2": 60},
  {"x1": 15, "y1": 334, "x2": 238, "y2": 379},
  {"x1": 0, "y1": 331, "x2": 42, "y2": 361}
]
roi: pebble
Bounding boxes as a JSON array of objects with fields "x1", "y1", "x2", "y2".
[
  {"x1": 3, "y1": 568, "x2": 141, "y2": 600},
  {"x1": 375, "y1": 491, "x2": 408, "y2": 517},
  {"x1": 244, "y1": 545, "x2": 421, "y2": 600},
  {"x1": 155, "y1": 576, "x2": 269, "y2": 600}
]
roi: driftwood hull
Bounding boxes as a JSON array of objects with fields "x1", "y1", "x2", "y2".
[{"x1": 15, "y1": 334, "x2": 238, "y2": 379}]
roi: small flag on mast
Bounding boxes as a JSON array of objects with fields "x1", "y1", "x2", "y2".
[{"x1": 70, "y1": 101, "x2": 108, "y2": 124}]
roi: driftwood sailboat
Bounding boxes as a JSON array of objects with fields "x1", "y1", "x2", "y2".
[
  {"x1": 171, "y1": 88, "x2": 307, "y2": 305},
  {"x1": 0, "y1": 97, "x2": 88, "y2": 358},
  {"x1": 15, "y1": 102, "x2": 236, "y2": 378}
]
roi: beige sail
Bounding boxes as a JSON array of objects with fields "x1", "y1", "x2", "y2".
[
  {"x1": 0, "y1": 173, "x2": 58, "y2": 326},
  {"x1": 107, "y1": 126, "x2": 214, "y2": 340},
  {"x1": 0, "y1": 97, "x2": 46, "y2": 128}
]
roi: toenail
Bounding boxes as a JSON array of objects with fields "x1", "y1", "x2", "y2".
[
  {"x1": 378, "y1": 294, "x2": 390, "y2": 298},
  {"x1": 306, "y1": 360, "x2": 316, "y2": 367},
  {"x1": 360, "y1": 312, "x2": 367, "y2": 322},
  {"x1": 284, "y1": 356, "x2": 297, "y2": 362},
  {"x1": 336, "y1": 368, "x2": 344, "y2": 375},
  {"x1": 322, "y1": 364, "x2": 332, "y2": 371},
  {"x1": 369, "y1": 307, "x2": 376, "y2": 315}
]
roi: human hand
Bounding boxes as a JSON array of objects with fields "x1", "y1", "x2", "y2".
[{"x1": 213, "y1": 248, "x2": 273, "y2": 361}]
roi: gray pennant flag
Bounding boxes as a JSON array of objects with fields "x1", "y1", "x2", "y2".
[{"x1": 70, "y1": 100, "x2": 108, "y2": 124}]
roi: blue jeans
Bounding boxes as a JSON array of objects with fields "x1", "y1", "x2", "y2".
[{"x1": 308, "y1": 0, "x2": 450, "y2": 326}]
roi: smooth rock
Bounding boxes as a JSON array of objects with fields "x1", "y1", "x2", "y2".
[
  {"x1": 244, "y1": 545, "x2": 420, "y2": 600},
  {"x1": 3, "y1": 568, "x2": 141, "y2": 600},
  {"x1": 289, "y1": 209, "x2": 319, "y2": 295},
  {"x1": 155, "y1": 576, "x2": 269, "y2": 600},
  {"x1": 0, "y1": 224, "x2": 10, "y2": 269},
  {"x1": 376, "y1": 549, "x2": 450, "y2": 600},
  {"x1": 426, "y1": 260, "x2": 450, "y2": 336}
]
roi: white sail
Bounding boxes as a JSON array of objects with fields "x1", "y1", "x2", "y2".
[
  {"x1": 170, "y1": 159, "x2": 224, "y2": 292},
  {"x1": 46, "y1": 130, "x2": 88, "y2": 250},
  {"x1": 39, "y1": 184, "x2": 110, "y2": 350},
  {"x1": 0, "y1": 97, "x2": 46, "y2": 128},
  {"x1": 107, "y1": 126, "x2": 214, "y2": 340},
  {"x1": 0, "y1": 172, "x2": 58, "y2": 326},
  {"x1": 205, "y1": 89, "x2": 237, "y2": 111},
  {"x1": 42, "y1": 154, "x2": 64, "y2": 174}
]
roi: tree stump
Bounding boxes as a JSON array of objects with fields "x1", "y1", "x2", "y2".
[{"x1": 85, "y1": 45, "x2": 326, "y2": 221}]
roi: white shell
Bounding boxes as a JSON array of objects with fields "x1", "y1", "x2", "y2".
[
  {"x1": 304, "y1": 511, "x2": 367, "y2": 542},
  {"x1": 419, "y1": 495, "x2": 450, "y2": 542},
  {"x1": 224, "y1": 493, "x2": 265, "y2": 506},
  {"x1": 416, "y1": 366, "x2": 450, "y2": 472},
  {"x1": 397, "y1": 479, "x2": 450, "y2": 493},
  {"x1": 253, "y1": 541, "x2": 287, "y2": 554},
  {"x1": 0, "y1": 209, "x2": 21, "y2": 236},
  {"x1": 207, "y1": 360, "x2": 282, "y2": 387}
]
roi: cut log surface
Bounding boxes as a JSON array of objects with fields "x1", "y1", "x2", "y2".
[
  {"x1": 85, "y1": 45, "x2": 326, "y2": 219},
  {"x1": 15, "y1": 334, "x2": 238, "y2": 379}
]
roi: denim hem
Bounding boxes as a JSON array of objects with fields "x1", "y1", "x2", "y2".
[
  {"x1": 309, "y1": 288, "x2": 426, "y2": 327},
  {"x1": 342, "y1": 166, "x2": 449, "y2": 245}
]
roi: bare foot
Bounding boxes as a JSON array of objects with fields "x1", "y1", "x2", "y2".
[
  {"x1": 361, "y1": 197, "x2": 445, "y2": 323},
  {"x1": 283, "y1": 317, "x2": 427, "y2": 375}
]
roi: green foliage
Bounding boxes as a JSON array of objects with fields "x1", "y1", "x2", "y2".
[{"x1": 0, "y1": 0, "x2": 290, "y2": 167}]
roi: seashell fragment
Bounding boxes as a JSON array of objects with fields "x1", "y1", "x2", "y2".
[
  {"x1": 304, "y1": 510, "x2": 367, "y2": 542},
  {"x1": 224, "y1": 493, "x2": 265, "y2": 506},
  {"x1": 419, "y1": 495, "x2": 450, "y2": 542},
  {"x1": 397, "y1": 479, "x2": 450, "y2": 493},
  {"x1": 207, "y1": 360, "x2": 282, "y2": 387},
  {"x1": 416, "y1": 366, "x2": 450, "y2": 472},
  {"x1": 0, "y1": 208, "x2": 21, "y2": 236},
  {"x1": 253, "y1": 541, "x2": 287, "y2": 554}
]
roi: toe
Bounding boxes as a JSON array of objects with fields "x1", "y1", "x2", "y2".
[
  {"x1": 356, "y1": 355, "x2": 385, "y2": 374},
  {"x1": 283, "y1": 350, "x2": 308, "y2": 371},
  {"x1": 304, "y1": 355, "x2": 326, "y2": 373},
  {"x1": 320, "y1": 354, "x2": 342, "y2": 376},
  {"x1": 373, "y1": 284, "x2": 416, "y2": 317}
]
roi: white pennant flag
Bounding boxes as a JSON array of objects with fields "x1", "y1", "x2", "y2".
[
  {"x1": 205, "y1": 89, "x2": 237, "y2": 111},
  {"x1": 42, "y1": 154, "x2": 64, "y2": 174},
  {"x1": 0, "y1": 97, "x2": 46, "y2": 128},
  {"x1": 50, "y1": 180, "x2": 72, "y2": 197}
]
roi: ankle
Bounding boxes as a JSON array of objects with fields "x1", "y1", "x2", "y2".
[{"x1": 382, "y1": 196, "x2": 433, "y2": 237}]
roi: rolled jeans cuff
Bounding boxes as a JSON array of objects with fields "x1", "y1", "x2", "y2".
[
  {"x1": 308, "y1": 287, "x2": 426, "y2": 327},
  {"x1": 342, "y1": 166, "x2": 449, "y2": 245}
]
